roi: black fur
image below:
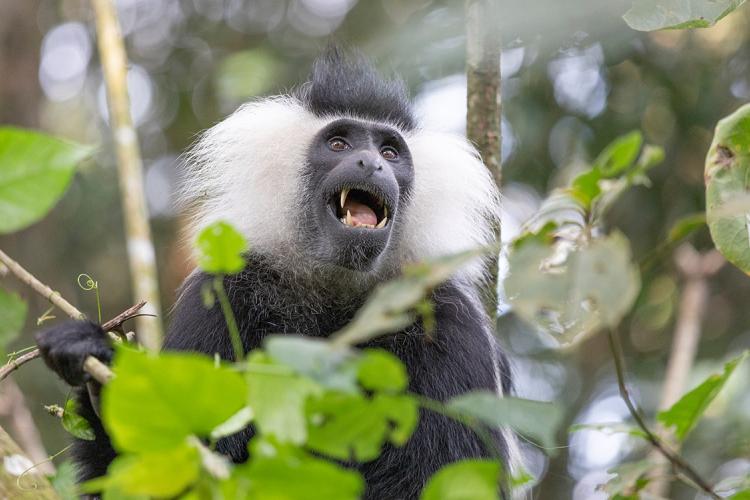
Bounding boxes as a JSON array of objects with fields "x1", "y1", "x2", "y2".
[
  {"x1": 37, "y1": 256, "x2": 511, "y2": 499},
  {"x1": 296, "y1": 47, "x2": 417, "y2": 131}
]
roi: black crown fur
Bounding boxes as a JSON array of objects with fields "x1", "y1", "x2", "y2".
[{"x1": 296, "y1": 47, "x2": 416, "y2": 131}]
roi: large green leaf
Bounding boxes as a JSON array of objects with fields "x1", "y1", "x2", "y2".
[
  {"x1": 447, "y1": 392, "x2": 564, "y2": 453},
  {"x1": 0, "y1": 127, "x2": 93, "y2": 234},
  {"x1": 0, "y1": 288, "x2": 26, "y2": 355},
  {"x1": 705, "y1": 104, "x2": 750, "y2": 274},
  {"x1": 657, "y1": 351, "x2": 748, "y2": 441},
  {"x1": 505, "y1": 232, "x2": 640, "y2": 346},
  {"x1": 420, "y1": 459, "x2": 501, "y2": 500},
  {"x1": 305, "y1": 391, "x2": 418, "y2": 461},
  {"x1": 102, "y1": 347, "x2": 247, "y2": 452},
  {"x1": 195, "y1": 221, "x2": 248, "y2": 275},
  {"x1": 83, "y1": 443, "x2": 200, "y2": 498},
  {"x1": 224, "y1": 439, "x2": 364, "y2": 500},
  {"x1": 62, "y1": 396, "x2": 95, "y2": 441},
  {"x1": 245, "y1": 352, "x2": 320, "y2": 444},
  {"x1": 624, "y1": 0, "x2": 746, "y2": 31}
]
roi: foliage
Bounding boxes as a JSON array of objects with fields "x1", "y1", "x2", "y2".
[
  {"x1": 705, "y1": 104, "x2": 750, "y2": 274},
  {"x1": 0, "y1": 288, "x2": 27, "y2": 356},
  {"x1": 624, "y1": 0, "x2": 747, "y2": 31},
  {"x1": 0, "y1": 127, "x2": 93, "y2": 234}
]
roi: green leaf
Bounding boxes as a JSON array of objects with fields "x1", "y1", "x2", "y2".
[
  {"x1": 83, "y1": 443, "x2": 200, "y2": 498},
  {"x1": 657, "y1": 351, "x2": 748, "y2": 441},
  {"x1": 667, "y1": 213, "x2": 706, "y2": 243},
  {"x1": 305, "y1": 392, "x2": 418, "y2": 461},
  {"x1": 600, "y1": 460, "x2": 652, "y2": 497},
  {"x1": 265, "y1": 336, "x2": 360, "y2": 393},
  {"x1": 0, "y1": 288, "x2": 26, "y2": 355},
  {"x1": 569, "y1": 169, "x2": 603, "y2": 209},
  {"x1": 102, "y1": 347, "x2": 247, "y2": 452},
  {"x1": 333, "y1": 248, "x2": 492, "y2": 345},
  {"x1": 447, "y1": 392, "x2": 564, "y2": 453},
  {"x1": 225, "y1": 438, "x2": 364, "y2": 500},
  {"x1": 731, "y1": 491, "x2": 750, "y2": 500},
  {"x1": 246, "y1": 352, "x2": 321, "y2": 444},
  {"x1": 0, "y1": 127, "x2": 94, "y2": 234},
  {"x1": 706, "y1": 104, "x2": 750, "y2": 274},
  {"x1": 357, "y1": 349, "x2": 408, "y2": 393},
  {"x1": 624, "y1": 0, "x2": 746, "y2": 31},
  {"x1": 195, "y1": 221, "x2": 248, "y2": 275},
  {"x1": 420, "y1": 459, "x2": 501, "y2": 500},
  {"x1": 505, "y1": 231, "x2": 641, "y2": 346},
  {"x1": 594, "y1": 131, "x2": 643, "y2": 177},
  {"x1": 50, "y1": 461, "x2": 79, "y2": 500},
  {"x1": 62, "y1": 397, "x2": 95, "y2": 441}
]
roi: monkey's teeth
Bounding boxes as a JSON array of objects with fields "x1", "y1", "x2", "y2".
[
  {"x1": 384, "y1": 206, "x2": 388, "y2": 218},
  {"x1": 376, "y1": 216, "x2": 387, "y2": 229},
  {"x1": 345, "y1": 210, "x2": 353, "y2": 226},
  {"x1": 340, "y1": 188, "x2": 349, "y2": 209}
]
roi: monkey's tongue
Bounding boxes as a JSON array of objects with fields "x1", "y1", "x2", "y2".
[{"x1": 344, "y1": 199, "x2": 378, "y2": 226}]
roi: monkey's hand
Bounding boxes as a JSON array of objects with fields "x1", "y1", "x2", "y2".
[{"x1": 35, "y1": 320, "x2": 113, "y2": 386}]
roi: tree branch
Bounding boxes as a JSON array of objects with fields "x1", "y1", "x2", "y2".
[
  {"x1": 0, "y1": 248, "x2": 145, "y2": 383},
  {"x1": 606, "y1": 329, "x2": 720, "y2": 500},
  {"x1": 90, "y1": 0, "x2": 163, "y2": 351}
]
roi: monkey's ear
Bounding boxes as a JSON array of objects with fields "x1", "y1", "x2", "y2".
[{"x1": 35, "y1": 320, "x2": 113, "y2": 386}]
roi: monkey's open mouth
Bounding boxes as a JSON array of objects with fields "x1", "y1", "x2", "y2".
[{"x1": 332, "y1": 188, "x2": 389, "y2": 229}]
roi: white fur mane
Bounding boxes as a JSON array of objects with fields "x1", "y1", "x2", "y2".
[{"x1": 180, "y1": 96, "x2": 500, "y2": 283}]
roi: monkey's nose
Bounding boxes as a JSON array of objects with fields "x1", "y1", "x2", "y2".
[{"x1": 357, "y1": 154, "x2": 383, "y2": 175}]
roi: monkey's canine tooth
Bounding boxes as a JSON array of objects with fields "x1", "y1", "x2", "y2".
[
  {"x1": 340, "y1": 188, "x2": 349, "y2": 209},
  {"x1": 345, "y1": 210, "x2": 353, "y2": 226},
  {"x1": 376, "y1": 216, "x2": 387, "y2": 229}
]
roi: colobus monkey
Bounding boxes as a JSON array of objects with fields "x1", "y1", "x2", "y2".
[{"x1": 36, "y1": 48, "x2": 517, "y2": 499}]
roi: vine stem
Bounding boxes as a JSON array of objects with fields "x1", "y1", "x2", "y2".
[
  {"x1": 213, "y1": 276, "x2": 244, "y2": 362},
  {"x1": 606, "y1": 329, "x2": 720, "y2": 500}
]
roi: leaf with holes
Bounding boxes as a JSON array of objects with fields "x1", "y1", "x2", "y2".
[
  {"x1": 705, "y1": 104, "x2": 750, "y2": 274},
  {"x1": 0, "y1": 127, "x2": 94, "y2": 234},
  {"x1": 624, "y1": 0, "x2": 746, "y2": 31}
]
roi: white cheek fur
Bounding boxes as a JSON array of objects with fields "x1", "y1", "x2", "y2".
[{"x1": 179, "y1": 97, "x2": 500, "y2": 283}]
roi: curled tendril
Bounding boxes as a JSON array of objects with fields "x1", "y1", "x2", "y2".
[{"x1": 77, "y1": 273, "x2": 97, "y2": 291}]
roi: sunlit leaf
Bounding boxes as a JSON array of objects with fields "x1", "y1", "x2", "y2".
[
  {"x1": 224, "y1": 438, "x2": 364, "y2": 500},
  {"x1": 505, "y1": 231, "x2": 640, "y2": 346},
  {"x1": 333, "y1": 248, "x2": 491, "y2": 345},
  {"x1": 102, "y1": 347, "x2": 247, "y2": 452},
  {"x1": 246, "y1": 352, "x2": 320, "y2": 444},
  {"x1": 210, "y1": 406, "x2": 254, "y2": 441},
  {"x1": 83, "y1": 443, "x2": 200, "y2": 498},
  {"x1": 447, "y1": 392, "x2": 563, "y2": 453},
  {"x1": 265, "y1": 336, "x2": 359, "y2": 393},
  {"x1": 305, "y1": 392, "x2": 418, "y2": 461},
  {"x1": 705, "y1": 103, "x2": 750, "y2": 274},
  {"x1": 0, "y1": 127, "x2": 93, "y2": 234},
  {"x1": 594, "y1": 131, "x2": 643, "y2": 177},
  {"x1": 357, "y1": 349, "x2": 408, "y2": 393},
  {"x1": 0, "y1": 288, "x2": 26, "y2": 355},
  {"x1": 195, "y1": 221, "x2": 248, "y2": 275},
  {"x1": 62, "y1": 397, "x2": 95, "y2": 441},
  {"x1": 599, "y1": 460, "x2": 652, "y2": 497},
  {"x1": 624, "y1": 0, "x2": 746, "y2": 30},
  {"x1": 420, "y1": 459, "x2": 501, "y2": 500},
  {"x1": 657, "y1": 351, "x2": 748, "y2": 441}
]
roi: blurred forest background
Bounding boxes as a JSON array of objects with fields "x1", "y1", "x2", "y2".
[{"x1": 1, "y1": 0, "x2": 749, "y2": 498}]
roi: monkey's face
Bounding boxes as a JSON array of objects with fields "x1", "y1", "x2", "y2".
[{"x1": 302, "y1": 118, "x2": 414, "y2": 272}]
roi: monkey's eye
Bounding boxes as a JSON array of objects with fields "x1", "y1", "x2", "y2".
[
  {"x1": 328, "y1": 137, "x2": 350, "y2": 152},
  {"x1": 380, "y1": 146, "x2": 398, "y2": 161}
]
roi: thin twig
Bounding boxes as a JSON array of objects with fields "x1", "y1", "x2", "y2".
[
  {"x1": 0, "y1": 301, "x2": 145, "y2": 383},
  {"x1": 606, "y1": 329, "x2": 720, "y2": 500},
  {"x1": 90, "y1": 0, "x2": 163, "y2": 351},
  {"x1": 0, "y1": 248, "x2": 83, "y2": 320}
]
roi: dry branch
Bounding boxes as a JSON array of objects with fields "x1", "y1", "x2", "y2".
[{"x1": 90, "y1": 0, "x2": 163, "y2": 351}]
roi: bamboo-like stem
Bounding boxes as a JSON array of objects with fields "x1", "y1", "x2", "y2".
[
  {"x1": 606, "y1": 329, "x2": 720, "y2": 500},
  {"x1": 647, "y1": 245, "x2": 724, "y2": 497},
  {"x1": 0, "y1": 249, "x2": 83, "y2": 320},
  {"x1": 90, "y1": 0, "x2": 163, "y2": 351}
]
